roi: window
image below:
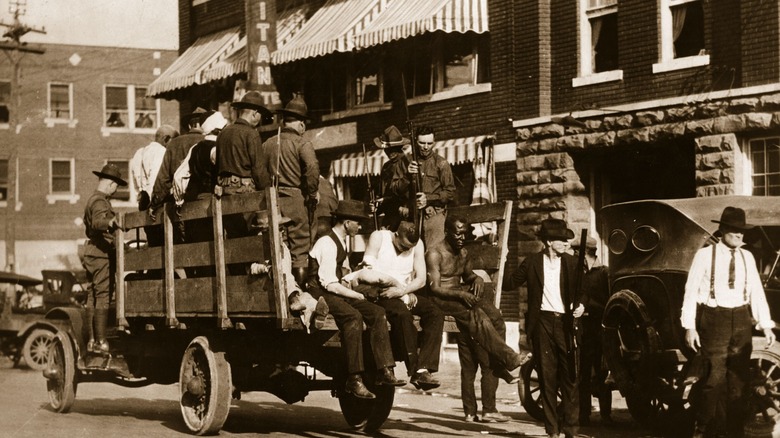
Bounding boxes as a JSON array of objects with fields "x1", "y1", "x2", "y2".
[
  {"x1": 47, "y1": 82, "x2": 74, "y2": 125},
  {"x1": 576, "y1": 0, "x2": 620, "y2": 86},
  {"x1": 749, "y1": 137, "x2": 780, "y2": 196},
  {"x1": 103, "y1": 85, "x2": 158, "y2": 134},
  {"x1": 47, "y1": 158, "x2": 79, "y2": 204},
  {"x1": 434, "y1": 33, "x2": 490, "y2": 93},
  {"x1": 107, "y1": 159, "x2": 131, "y2": 202},
  {"x1": 0, "y1": 159, "x2": 7, "y2": 204},
  {"x1": 654, "y1": 0, "x2": 708, "y2": 73},
  {"x1": 0, "y1": 81, "x2": 9, "y2": 124},
  {"x1": 352, "y1": 54, "x2": 382, "y2": 106}
]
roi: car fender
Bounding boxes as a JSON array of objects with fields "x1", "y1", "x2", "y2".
[
  {"x1": 16, "y1": 319, "x2": 60, "y2": 339},
  {"x1": 44, "y1": 306, "x2": 83, "y2": 340}
]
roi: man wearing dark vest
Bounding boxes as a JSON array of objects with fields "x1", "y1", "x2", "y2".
[
  {"x1": 308, "y1": 200, "x2": 405, "y2": 399},
  {"x1": 83, "y1": 163, "x2": 127, "y2": 353}
]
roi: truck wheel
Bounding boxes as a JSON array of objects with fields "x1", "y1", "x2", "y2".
[
  {"x1": 179, "y1": 336, "x2": 232, "y2": 435},
  {"x1": 748, "y1": 341, "x2": 780, "y2": 421},
  {"x1": 46, "y1": 332, "x2": 77, "y2": 413},
  {"x1": 518, "y1": 356, "x2": 561, "y2": 421},
  {"x1": 338, "y1": 376, "x2": 395, "y2": 433},
  {"x1": 23, "y1": 329, "x2": 54, "y2": 371}
]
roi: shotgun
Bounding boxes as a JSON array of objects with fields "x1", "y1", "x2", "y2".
[{"x1": 362, "y1": 143, "x2": 379, "y2": 231}]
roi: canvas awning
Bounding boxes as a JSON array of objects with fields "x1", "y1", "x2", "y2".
[
  {"x1": 148, "y1": 27, "x2": 243, "y2": 97},
  {"x1": 329, "y1": 135, "x2": 488, "y2": 178},
  {"x1": 354, "y1": 0, "x2": 489, "y2": 50},
  {"x1": 272, "y1": 0, "x2": 386, "y2": 65},
  {"x1": 200, "y1": 35, "x2": 247, "y2": 84}
]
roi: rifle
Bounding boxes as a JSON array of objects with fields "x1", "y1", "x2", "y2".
[
  {"x1": 400, "y1": 75, "x2": 424, "y2": 234},
  {"x1": 362, "y1": 143, "x2": 379, "y2": 231},
  {"x1": 568, "y1": 229, "x2": 588, "y2": 380}
]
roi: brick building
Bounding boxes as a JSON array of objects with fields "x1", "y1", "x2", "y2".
[{"x1": 0, "y1": 40, "x2": 178, "y2": 277}]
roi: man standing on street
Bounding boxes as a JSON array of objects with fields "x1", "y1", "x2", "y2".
[
  {"x1": 83, "y1": 163, "x2": 127, "y2": 354},
  {"x1": 407, "y1": 125, "x2": 455, "y2": 247},
  {"x1": 503, "y1": 218, "x2": 585, "y2": 438},
  {"x1": 255, "y1": 95, "x2": 319, "y2": 288},
  {"x1": 682, "y1": 206, "x2": 775, "y2": 438}
]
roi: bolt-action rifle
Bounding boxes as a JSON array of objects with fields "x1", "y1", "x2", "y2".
[{"x1": 362, "y1": 143, "x2": 379, "y2": 231}]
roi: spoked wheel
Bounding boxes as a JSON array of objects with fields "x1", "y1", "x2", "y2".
[
  {"x1": 519, "y1": 356, "x2": 548, "y2": 421},
  {"x1": 179, "y1": 336, "x2": 232, "y2": 435},
  {"x1": 24, "y1": 329, "x2": 55, "y2": 371},
  {"x1": 744, "y1": 341, "x2": 780, "y2": 436},
  {"x1": 46, "y1": 332, "x2": 77, "y2": 413},
  {"x1": 337, "y1": 374, "x2": 395, "y2": 433}
]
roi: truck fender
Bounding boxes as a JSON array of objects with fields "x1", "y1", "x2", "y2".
[
  {"x1": 16, "y1": 320, "x2": 61, "y2": 339},
  {"x1": 44, "y1": 306, "x2": 84, "y2": 340}
]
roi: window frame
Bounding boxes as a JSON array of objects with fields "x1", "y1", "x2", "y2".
[
  {"x1": 574, "y1": 0, "x2": 623, "y2": 87},
  {"x1": 653, "y1": 0, "x2": 709, "y2": 74},
  {"x1": 46, "y1": 158, "x2": 80, "y2": 204},
  {"x1": 101, "y1": 84, "x2": 160, "y2": 136},
  {"x1": 0, "y1": 79, "x2": 10, "y2": 129},
  {"x1": 746, "y1": 135, "x2": 780, "y2": 197},
  {"x1": 0, "y1": 158, "x2": 8, "y2": 208},
  {"x1": 45, "y1": 82, "x2": 77, "y2": 127}
]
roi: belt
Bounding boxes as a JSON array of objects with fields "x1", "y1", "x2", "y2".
[
  {"x1": 277, "y1": 186, "x2": 301, "y2": 192},
  {"x1": 217, "y1": 174, "x2": 253, "y2": 186},
  {"x1": 541, "y1": 310, "x2": 565, "y2": 317},
  {"x1": 701, "y1": 304, "x2": 750, "y2": 312}
]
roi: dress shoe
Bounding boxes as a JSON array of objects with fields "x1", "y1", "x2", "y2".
[
  {"x1": 463, "y1": 414, "x2": 478, "y2": 422},
  {"x1": 375, "y1": 367, "x2": 407, "y2": 387},
  {"x1": 410, "y1": 370, "x2": 440, "y2": 390},
  {"x1": 480, "y1": 412, "x2": 510, "y2": 423},
  {"x1": 345, "y1": 374, "x2": 375, "y2": 399}
]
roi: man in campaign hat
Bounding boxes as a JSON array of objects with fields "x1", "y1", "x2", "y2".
[
  {"x1": 373, "y1": 125, "x2": 412, "y2": 231},
  {"x1": 83, "y1": 163, "x2": 127, "y2": 354},
  {"x1": 216, "y1": 91, "x2": 271, "y2": 195},
  {"x1": 682, "y1": 206, "x2": 776, "y2": 437},
  {"x1": 255, "y1": 95, "x2": 319, "y2": 288},
  {"x1": 504, "y1": 218, "x2": 586, "y2": 438},
  {"x1": 308, "y1": 200, "x2": 406, "y2": 399}
]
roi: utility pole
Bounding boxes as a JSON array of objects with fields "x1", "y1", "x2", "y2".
[{"x1": 0, "y1": 0, "x2": 44, "y2": 272}]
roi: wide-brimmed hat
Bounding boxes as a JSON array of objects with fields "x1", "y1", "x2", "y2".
[
  {"x1": 182, "y1": 107, "x2": 208, "y2": 125},
  {"x1": 277, "y1": 95, "x2": 310, "y2": 121},
  {"x1": 93, "y1": 163, "x2": 127, "y2": 186},
  {"x1": 537, "y1": 218, "x2": 573, "y2": 241},
  {"x1": 712, "y1": 206, "x2": 755, "y2": 230},
  {"x1": 332, "y1": 200, "x2": 369, "y2": 221},
  {"x1": 231, "y1": 91, "x2": 272, "y2": 117},
  {"x1": 374, "y1": 125, "x2": 411, "y2": 149}
]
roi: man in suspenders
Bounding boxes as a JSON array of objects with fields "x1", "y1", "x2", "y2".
[{"x1": 682, "y1": 206, "x2": 776, "y2": 437}]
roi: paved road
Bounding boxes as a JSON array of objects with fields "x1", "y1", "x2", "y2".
[{"x1": 0, "y1": 356, "x2": 663, "y2": 437}]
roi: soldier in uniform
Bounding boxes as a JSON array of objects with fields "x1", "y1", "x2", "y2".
[
  {"x1": 83, "y1": 163, "x2": 127, "y2": 353},
  {"x1": 255, "y1": 95, "x2": 319, "y2": 288},
  {"x1": 373, "y1": 125, "x2": 412, "y2": 231}
]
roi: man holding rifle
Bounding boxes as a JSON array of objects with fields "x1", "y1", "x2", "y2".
[
  {"x1": 373, "y1": 125, "x2": 413, "y2": 232},
  {"x1": 503, "y1": 218, "x2": 586, "y2": 438}
]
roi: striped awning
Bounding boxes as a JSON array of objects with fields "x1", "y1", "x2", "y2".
[
  {"x1": 354, "y1": 0, "x2": 488, "y2": 50},
  {"x1": 272, "y1": 0, "x2": 386, "y2": 65},
  {"x1": 200, "y1": 35, "x2": 247, "y2": 84},
  {"x1": 329, "y1": 135, "x2": 488, "y2": 178},
  {"x1": 148, "y1": 27, "x2": 242, "y2": 97}
]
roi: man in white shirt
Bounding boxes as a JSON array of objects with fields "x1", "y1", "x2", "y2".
[{"x1": 681, "y1": 206, "x2": 776, "y2": 438}]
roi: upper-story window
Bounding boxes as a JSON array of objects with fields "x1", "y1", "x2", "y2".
[
  {"x1": 0, "y1": 80, "x2": 10, "y2": 125},
  {"x1": 46, "y1": 82, "x2": 76, "y2": 127},
  {"x1": 654, "y1": 0, "x2": 708, "y2": 73},
  {"x1": 0, "y1": 158, "x2": 7, "y2": 206},
  {"x1": 103, "y1": 85, "x2": 158, "y2": 135},
  {"x1": 47, "y1": 158, "x2": 80, "y2": 204},
  {"x1": 434, "y1": 32, "x2": 490, "y2": 94},
  {"x1": 352, "y1": 53, "x2": 383, "y2": 106},
  {"x1": 574, "y1": 0, "x2": 621, "y2": 87},
  {"x1": 749, "y1": 137, "x2": 780, "y2": 196}
]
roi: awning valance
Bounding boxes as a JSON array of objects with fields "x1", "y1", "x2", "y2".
[
  {"x1": 272, "y1": 0, "x2": 386, "y2": 65},
  {"x1": 329, "y1": 135, "x2": 488, "y2": 178},
  {"x1": 354, "y1": 0, "x2": 489, "y2": 50},
  {"x1": 148, "y1": 27, "x2": 242, "y2": 97}
]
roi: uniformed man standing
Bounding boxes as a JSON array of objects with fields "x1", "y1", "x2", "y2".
[
  {"x1": 255, "y1": 95, "x2": 319, "y2": 288},
  {"x1": 374, "y1": 125, "x2": 412, "y2": 231},
  {"x1": 83, "y1": 163, "x2": 127, "y2": 353}
]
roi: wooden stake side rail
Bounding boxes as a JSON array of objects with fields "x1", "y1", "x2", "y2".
[{"x1": 116, "y1": 188, "x2": 290, "y2": 328}]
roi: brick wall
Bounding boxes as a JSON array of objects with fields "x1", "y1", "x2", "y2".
[{"x1": 742, "y1": 0, "x2": 780, "y2": 86}]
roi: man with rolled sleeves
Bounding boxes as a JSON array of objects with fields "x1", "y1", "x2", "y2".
[
  {"x1": 83, "y1": 163, "x2": 127, "y2": 354},
  {"x1": 255, "y1": 95, "x2": 319, "y2": 289},
  {"x1": 216, "y1": 91, "x2": 271, "y2": 195}
]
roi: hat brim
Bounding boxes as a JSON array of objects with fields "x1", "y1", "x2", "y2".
[
  {"x1": 373, "y1": 137, "x2": 411, "y2": 149},
  {"x1": 711, "y1": 219, "x2": 755, "y2": 230},
  {"x1": 231, "y1": 102, "x2": 272, "y2": 116},
  {"x1": 93, "y1": 171, "x2": 127, "y2": 186},
  {"x1": 332, "y1": 212, "x2": 369, "y2": 221},
  {"x1": 277, "y1": 108, "x2": 310, "y2": 122}
]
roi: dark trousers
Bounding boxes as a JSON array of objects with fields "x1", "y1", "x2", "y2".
[
  {"x1": 579, "y1": 315, "x2": 611, "y2": 421},
  {"x1": 83, "y1": 253, "x2": 114, "y2": 310},
  {"x1": 533, "y1": 311, "x2": 579, "y2": 437},
  {"x1": 697, "y1": 305, "x2": 752, "y2": 437},
  {"x1": 457, "y1": 330, "x2": 499, "y2": 416},
  {"x1": 376, "y1": 295, "x2": 444, "y2": 374},
  {"x1": 277, "y1": 189, "x2": 310, "y2": 269},
  {"x1": 321, "y1": 293, "x2": 395, "y2": 374}
]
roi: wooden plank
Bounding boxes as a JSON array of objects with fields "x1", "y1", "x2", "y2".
[
  {"x1": 266, "y1": 187, "x2": 288, "y2": 321},
  {"x1": 125, "y1": 235, "x2": 266, "y2": 271},
  {"x1": 125, "y1": 275, "x2": 274, "y2": 315},
  {"x1": 493, "y1": 201, "x2": 513, "y2": 309},
  {"x1": 464, "y1": 244, "x2": 501, "y2": 272},
  {"x1": 122, "y1": 192, "x2": 267, "y2": 230},
  {"x1": 115, "y1": 213, "x2": 128, "y2": 329},
  {"x1": 449, "y1": 202, "x2": 507, "y2": 224},
  {"x1": 212, "y1": 193, "x2": 231, "y2": 328},
  {"x1": 163, "y1": 206, "x2": 178, "y2": 327}
]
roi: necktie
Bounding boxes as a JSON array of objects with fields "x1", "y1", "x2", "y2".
[{"x1": 728, "y1": 249, "x2": 736, "y2": 289}]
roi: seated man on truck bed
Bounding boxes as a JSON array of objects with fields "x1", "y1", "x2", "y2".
[{"x1": 308, "y1": 200, "x2": 406, "y2": 399}]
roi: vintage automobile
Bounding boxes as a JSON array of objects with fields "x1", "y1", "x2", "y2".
[
  {"x1": 42, "y1": 187, "x2": 513, "y2": 435},
  {"x1": 0, "y1": 269, "x2": 86, "y2": 370},
  {"x1": 520, "y1": 196, "x2": 780, "y2": 435}
]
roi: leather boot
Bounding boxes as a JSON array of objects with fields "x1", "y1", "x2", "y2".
[
  {"x1": 375, "y1": 367, "x2": 407, "y2": 387},
  {"x1": 94, "y1": 308, "x2": 110, "y2": 353},
  {"x1": 345, "y1": 373, "x2": 375, "y2": 399},
  {"x1": 85, "y1": 307, "x2": 95, "y2": 351},
  {"x1": 292, "y1": 267, "x2": 309, "y2": 292}
]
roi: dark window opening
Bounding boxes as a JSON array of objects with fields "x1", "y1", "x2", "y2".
[
  {"x1": 673, "y1": 1, "x2": 705, "y2": 58},
  {"x1": 593, "y1": 13, "x2": 618, "y2": 72}
]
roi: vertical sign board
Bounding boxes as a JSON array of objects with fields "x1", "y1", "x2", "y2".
[{"x1": 240, "y1": 0, "x2": 281, "y2": 107}]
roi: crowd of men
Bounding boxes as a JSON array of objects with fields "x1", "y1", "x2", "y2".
[{"x1": 84, "y1": 91, "x2": 627, "y2": 438}]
